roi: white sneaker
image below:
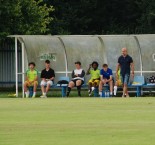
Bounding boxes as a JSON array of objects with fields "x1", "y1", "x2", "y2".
[
  {"x1": 99, "y1": 92, "x2": 102, "y2": 97},
  {"x1": 89, "y1": 92, "x2": 92, "y2": 97},
  {"x1": 26, "y1": 94, "x2": 29, "y2": 98},
  {"x1": 32, "y1": 95, "x2": 36, "y2": 98},
  {"x1": 88, "y1": 89, "x2": 92, "y2": 96},
  {"x1": 91, "y1": 87, "x2": 95, "y2": 91},
  {"x1": 40, "y1": 95, "x2": 47, "y2": 98}
]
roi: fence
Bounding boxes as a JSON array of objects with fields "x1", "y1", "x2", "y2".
[{"x1": 0, "y1": 39, "x2": 22, "y2": 88}]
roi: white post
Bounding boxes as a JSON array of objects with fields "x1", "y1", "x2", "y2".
[
  {"x1": 22, "y1": 43, "x2": 25, "y2": 98},
  {"x1": 15, "y1": 38, "x2": 18, "y2": 97},
  {"x1": 64, "y1": 52, "x2": 68, "y2": 77}
]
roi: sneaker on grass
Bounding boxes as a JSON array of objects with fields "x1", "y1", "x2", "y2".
[{"x1": 40, "y1": 95, "x2": 47, "y2": 98}]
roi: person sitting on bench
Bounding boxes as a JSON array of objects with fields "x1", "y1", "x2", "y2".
[
  {"x1": 40, "y1": 60, "x2": 55, "y2": 98},
  {"x1": 24, "y1": 62, "x2": 38, "y2": 98},
  {"x1": 99, "y1": 64, "x2": 113, "y2": 97},
  {"x1": 67, "y1": 61, "x2": 85, "y2": 97},
  {"x1": 86, "y1": 61, "x2": 100, "y2": 96},
  {"x1": 114, "y1": 69, "x2": 122, "y2": 96}
]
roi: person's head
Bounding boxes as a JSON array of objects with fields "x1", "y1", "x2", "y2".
[
  {"x1": 75, "y1": 61, "x2": 81, "y2": 69},
  {"x1": 45, "y1": 60, "x2": 50, "y2": 68},
  {"x1": 102, "y1": 64, "x2": 108, "y2": 72},
  {"x1": 92, "y1": 61, "x2": 99, "y2": 70},
  {"x1": 28, "y1": 62, "x2": 35, "y2": 70},
  {"x1": 122, "y1": 47, "x2": 128, "y2": 57}
]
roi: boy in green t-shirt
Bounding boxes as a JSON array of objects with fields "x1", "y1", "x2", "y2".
[
  {"x1": 24, "y1": 62, "x2": 38, "y2": 98},
  {"x1": 86, "y1": 61, "x2": 100, "y2": 96}
]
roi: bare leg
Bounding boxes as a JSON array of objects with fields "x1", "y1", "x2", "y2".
[
  {"x1": 76, "y1": 80, "x2": 82, "y2": 86},
  {"x1": 94, "y1": 82, "x2": 97, "y2": 88},
  {"x1": 76, "y1": 80, "x2": 82, "y2": 96},
  {"x1": 46, "y1": 84, "x2": 51, "y2": 93},
  {"x1": 24, "y1": 82, "x2": 29, "y2": 98},
  {"x1": 41, "y1": 85, "x2": 45, "y2": 95},
  {"x1": 109, "y1": 80, "x2": 113, "y2": 95},
  {"x1": 33, "y1": 81, "x2": 37, "y2": 92},
  {"x1": 24, "y1": 82, "x2": 28, "y2": 92},
  {"x1": 122, "y1": 84, "x2": 126, "y2": 97},
  {"x1": 76, "y1": 80, "x2": 82, "y2": 97},
  {"x1": 68, "y1": 81, "x2": 75, "y2": 88},
  {"x1": 99, "y1": 81, "x2": 103, "y2": 92},
  {"x1": 88, "y1": 82, "x2": 92, "y2": 90},
  {"x1": 124, "y1": 84, "x2": 129, "y2": 97}
]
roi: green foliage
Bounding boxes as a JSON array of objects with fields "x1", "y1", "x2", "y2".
[
  {"x1": 44, "y1": 0, "x2": 155, "y2": 35},
  {"x1": 0, "y1": 0, "x2": 54, "y2": 38},
  {"x1": 1, "y1": 0, "x2": 155, "y2": 36},
  {"x1": 136, "y1": 0, "x2": 155, "y2": 33}
]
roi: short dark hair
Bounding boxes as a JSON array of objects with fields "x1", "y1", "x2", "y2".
[
  {"x1": 103, "y1": 64, "x2": 108, "y2": 68},
  {"x1": 75, "y1": 61, "x2": 81, "y2": 65},
  {"x1": 92, "y1": 61, "x2": 99, "y2": 67},
  {"x1": 45, "y1": 60, "x2": 50, "y2": 64},
  {"x1": 29, "y1": 62, "x2": 35, "y2": 66}
]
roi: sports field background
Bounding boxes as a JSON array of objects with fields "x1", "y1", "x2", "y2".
[{"x1": 0, "y1": 96, "x2": 155, "y2": 145}]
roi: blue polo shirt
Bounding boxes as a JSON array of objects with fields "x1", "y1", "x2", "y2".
[
  {"x1": 118, "y1": 55, "x2": 133, "y2": 75},
  {"x1": 100, "y1": 68, "x2": 113, "y2": 79}
]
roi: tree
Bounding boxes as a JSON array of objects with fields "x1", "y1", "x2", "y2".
[
  {"x1": 0, "y1": 0, "x2": 54, "y2": 38},
  {"x1": 136, "y1": 0, "x2": 155, "y2": 34},
  {"x1": 44, "y1": 0, "x2": 155, "y2": 35}
]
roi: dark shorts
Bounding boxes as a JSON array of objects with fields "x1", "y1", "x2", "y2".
[
  {"x1": 121, "y1": 74, "x2": 130, "y2": 85},
  {"x1": 71, "y1": 79, "x2": 84, "y2": 87},
  {"x1": 103, "y1": 78, "x2": 114, "y2": 84}
]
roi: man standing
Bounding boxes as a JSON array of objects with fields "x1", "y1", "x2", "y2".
[
  {"x1": 116, "y1": 48, "x2": 134, "y2": 97},
  {"x1": 67, "y1": 61, "x2": 85, "y2": 97},
  {"x1": 99, "y1": 64, "x2": 113, "y2": 97},
  {"x1": 40, "y1": 60, "x2": 55, "y2": 98},
  {"x1": 24, "y1": 62, "x2": 38, "y2": 98}
]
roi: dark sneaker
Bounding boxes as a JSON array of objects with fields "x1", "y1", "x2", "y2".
[
  {"x1": 78, "y1": 92, "x2": 81, "y2": 97},
  {"x1": 66, "y1": 92, "x2": 69, "y2": 97}
]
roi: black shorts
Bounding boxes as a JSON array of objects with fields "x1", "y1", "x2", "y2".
[{"x1": 71, "y1": 79, "x2": 84, "y2": 87}]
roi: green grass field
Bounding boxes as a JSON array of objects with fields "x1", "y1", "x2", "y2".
[{"x1": 0, "y1": 97, "x2": 155, "y2": 145}]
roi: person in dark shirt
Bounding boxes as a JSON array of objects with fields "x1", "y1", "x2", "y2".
[
  {"x1": 67, "y1": 61, "x2": 85, "y2": 97},
  {"x1": 116, "y1": 48, "x2": 134, "y2": 97},
  {"x1": 40, "y1": 60, "x2": 55, "y2": 98}
]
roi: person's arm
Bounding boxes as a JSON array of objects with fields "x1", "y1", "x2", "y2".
[
  {"x1": 130, "y1": 57, "x2": 134, "y2": 78},
  {"x1": 72, "y1": 70, "x2": 77, "y2": 78},
  {"x1": 50, "y1": 77, "x2": 55, "y2": 81},
  {"x1": 130, "y1": 62, "x2": 134, "y2": 78},
  {"x1": 106, "y1": 70, "x2": 113, "y2": 82},
  {"x1": 25, "y1": 71, "x2": 30, "y2": 82},
  {"x1": 41, "y1": 70, "x2": 46, "y2": 81},
  {"x1": 86, "y1": 64, "x2": 91, "y2": 75},
  {"x1": 106, "y1": 75, "x2": 113, "y2": 82},
  {"x1": 100, "y1": 70, "x2": 103, "y2": 80},
  {"x1": 100, "y1": 75, "x2": 103, "y2": 81},
  {"x1": 78, "y1": 70, "x2": 85, "y2": 77},
  {"x1": 32, "y1": 70, "x2": 38, "y2": 82},
  {"x1": 50, "y1": 70, "x2": 55, "y2": 81},
  {"x1": 32, "y1": 76, "x2": 38, "y2": 82}
]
